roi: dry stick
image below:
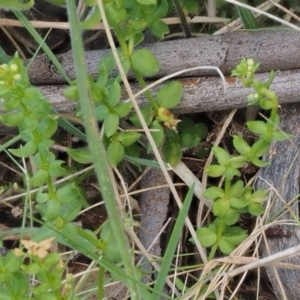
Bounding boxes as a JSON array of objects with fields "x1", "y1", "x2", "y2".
[
  {"x1": 138, "y1": 169, "x2": 174, "y2": 285},
  {"x1": 26, "y1": 30, "x2": 300, "y2": 85},
  {"x1": 1, "y1": 69, "x2": 300, "y2": 133},
  {"x1": 255, "y1": 104, "x2": 300, "y2": 300},
  {"x1": 0, "y1": 16, "x2": 228, "y2": 30}
]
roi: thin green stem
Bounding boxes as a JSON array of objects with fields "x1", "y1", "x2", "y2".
[
  {"x1": 66, "y1": 2, "x2": 141, "y2": 298},
  {"x1": 224, "y1": 178, "x2": 231, "y2": 197},
  {"x1": 114, "y1": 25, "x2": 129, "y2": 56},
  {"x1": 0, "y1": 135, "x2": 22, "y2": 153},
  {"x1": 132, "y1": 69, "x2": 159, "y2": 111},
  {"x1": 97, "y1": 266, "x2": 105, "y2": 300},
  {"x1": 208, "y1": 242, "x2": 218, "y2": 261}
]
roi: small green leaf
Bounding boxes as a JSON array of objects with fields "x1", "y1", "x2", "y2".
[
  {"x1": 100, "y1": 221, "x2": 122, "y2": 263},
  {"x1": 230, "y1": 197, "x2": 249, "y2": 209},
  {"x1": 237, "y1": 7, "x2": 259, "y2": 29},
  {"x1": 233, "y1": 135, "x2": 251, "y2": 155},
  {"x1": 115, "y1": 102, "x2": 132, "y2": 117},
  {"x1": 204, "y1": 187, "x2": 224, "y2": 200},
  {"x1": 98, "y1": 52, "x2": 116, "y2": 75},
  {"x1": 206, "y1": 165, "x2": 226, "y2": 177},
  {"x1": 45, "y1": 199, "x2": 61, "y2": 221},
  {"x1": 163, "y1": 141, "x2": 182, "y2": 166},
  {"x1": 118, "y1": 131, "x2": 141, "y2": 146},
  {"x1": 224, "y1": 208, "x2": 239, "y2": 225},
  {"x1": 22, "y1": 263, "x2": 40, "y2": 275},
  {"x1": 116, "y1": 52, "x2": 131, "y2": 81},
  {"x1": 251, "y1": 189, "x2": 267, "y2": 202},
  {"x1": 225, "y1": 167, "x2": 240, "y2": 181},
  {"x1": 2, "y1": 94, "x2": 20, "y2": 110},
  {"x1": 246, "y1": 120, "x2": 267, "y2": 135},
  {"x1": 194, "y1": 123, "x2": 208, "y2": 139},
  {"x1": 229, "y1": 180, "x2": 244, "y2": 197},
  {"x1": 104, "y1": 113, "x2": 119, "y2": 137},
  {"x1": 9, "y1": 140, "x2": 37, "y2": 157},
  {"x1": 95, "y1": 104, "x2": 110, "y2": 121},
  {"x1": 107, "y1": 80, "x2": 121, "y2": 107},
  {"x1": 213, "y1": 146, "x2": 230, "y2": 165},
  {"x1": 148, "y1": 120, "x2": 164, "y2": 152},
  {"x1": 250, "y1": 140, "x2": 270, "y2": 157},
  {"x1": 64, "y1": 85, "x2": 79, "y2": 101},
  {"x1": 224, "y1": 227, "x2": 248, "y2": 245},
  {"x1": 37, "y1": 116, "x2": 57, "y2": 139},
  {"x1": 150, "y1": 19, "x2": 169, "y2": 38},
  {"x1": 36, "y1": 190, "x2": 49, "y2": 204},
  {"x1": 5, "y1": 251, "x2": 22, "y2": 273},
  {"x1": 218, "y1": 238, "x2": 235, "y2": 255},
  {"x1": 0, "y1": 112, "x2": 24, "y2": 126},
  {"x1": 130, "y1": 105, "x2": 153, "y2": 126},
  {"x1": 107, "y1": 140, "x2": 124, "y2": 166},
  {"x1": 57, "y1": 183, "x2": 81, "y2": 204},
  {"x1": 19, "y1": 116, "x2": 39, "y2": 132},
  {"x1": 104, "y1": 2, "x2": 127, "y2": 27},
  {"x1": 146, "y1": 0, "x2": 168, "y2": 23},
  {"x1": 260, "y1": 99, "x2": 275, "y2": 110},
  {"x1": 248, "y1": 202, "x2": 264, "y2": 216},
  {"x1": 156, "y1": 81, "x2": 182, "y2": 108},
  {"x1": 91, "y1": 82, "x2": 107, "y2": 102},
  {"x1": 80, "y1": 6, "x2": 101, "y2": 29},
  {"x1": 59, "y1": 199, "x2": 84, "y2": 223},
  {"x1": 273, "y1": 131, "x2": 290, "y2": 141},
  {"x1": 178, "y1": 117, "x2": 194, "y2": 131},
  {"x1": 30, "y1": 169, "x2": 48, "y2": 187},
  {"x1": 196, "y1": 228, "x2": 217, "y2": 247},
  {"x1": 179, "y1": 131, "x2": 199, "y2": 148},
  {"x1": 227, "y1": 156, "x2": 246, "y2": 169},
  {"x1": 213, "y1": 198, "x2": 230, "y2": 217},
  {"x1": 66, "y1": 148, "x2": 92, "y2": 164},
  {"x1": 131, "y1": 48, "x2": 159, "y2": 77},
  {"x1": 183, "y1": 0, "x2": 200, "y2": 14},
  {"x1": 251, "y1": 157, "x2": 270, "y2": 167}
]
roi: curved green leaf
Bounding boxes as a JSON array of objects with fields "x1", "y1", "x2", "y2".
[
  {"x1": 156, "y1": 81, "x2": 182, "y2": 109},
  {"x1": 104, "y1": 113, "x2": 119, "y2": 137},
  {"x1": 131, "y1": 48, "x2": 159, "y2": 77}
]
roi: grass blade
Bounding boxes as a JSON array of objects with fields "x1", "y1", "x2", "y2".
[{"x1": 151, "y1": 183, "x2": 195, "y2": 300}]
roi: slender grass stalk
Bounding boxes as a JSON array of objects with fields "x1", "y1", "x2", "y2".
[
  {"x1": 152, "y1": 184, "x2": 195, "y2": 300},
  {"x1": 0, "y1": 135, "x2": 22, "y2": 153},
  {"x1": 65, "y1": 1, "x2": 144, "y2": 299}
]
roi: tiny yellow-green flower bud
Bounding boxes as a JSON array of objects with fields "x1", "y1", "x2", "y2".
[
  {"x1": 13, "y1": 74, "x2": 21, "y2": 80},
  {"x1": 10, "y1": 64, "x2": 18, "y2": 72},
  {"x1": 246, "y1": 58, "x2": 254, "y2": 66}
]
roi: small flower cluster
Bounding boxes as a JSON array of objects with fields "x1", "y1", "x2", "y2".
[
  {"x1": 0, "y1": 53, "x2": 29, "y2": 101},
  {"x1": 14, "y1": 237, "x2": 56, "y2": 259}
]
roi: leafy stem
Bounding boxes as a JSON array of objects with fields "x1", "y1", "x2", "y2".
[
  {"x1": 195, "y1": 58, "x2": 288, "y2": 259},
  {"x1": 132, "y1": 68, "x2": 160, "y2": 112},
  {"x1": 66, "y1": 1, "x2": 143, "y2": 298}
]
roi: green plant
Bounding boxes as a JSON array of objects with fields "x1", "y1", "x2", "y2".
[
  {"x1": 64, "y1": 0, "x2": 204, "y2": 167},
  {"x1": 0, "y1": 0, "x2": 204, "y2": 298},
  {"x1": 193, "y1": 58, "x2": 289, "y2": 260},
  {"x1": 0, "y1": 0, "x2": 290, "y2": 299},
  {"x1": 0, "y1": 0, "x2": 34, "y2": 11},
  {"x1": 0, "y1": 52, "x2": 148, "y2": 299}
]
